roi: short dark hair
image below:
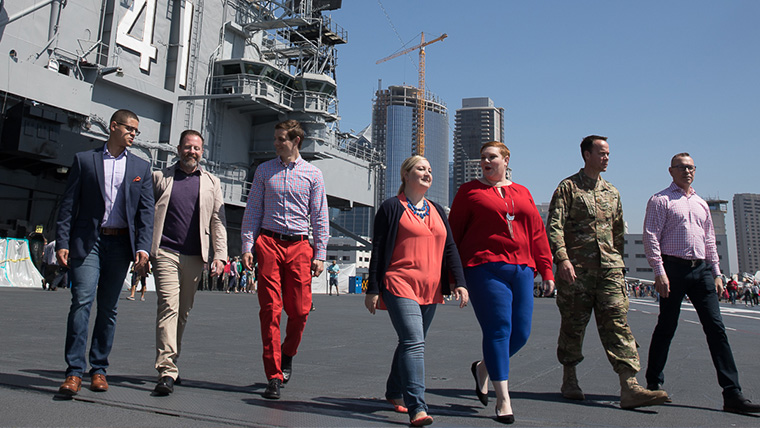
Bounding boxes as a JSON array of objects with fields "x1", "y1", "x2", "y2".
[
  {"x1": 179, "y1": 129, "x2": 204, "y2": 146},
  {"x1": 580, "y1": 135, "x2": 607, "y2": 159},
  {"x1": 110, "y1": 109, "x2": 138, "y2": 125},
  {"x1": 670, "y1": 152, "x2": 691, "y2": 166},
  {"x1": 275, "y1": 119, "x2": 305, "y2": 148}
]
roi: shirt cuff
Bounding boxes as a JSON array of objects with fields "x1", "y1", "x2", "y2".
[{"x1": 653, "y1": 263, "x2": 666, "y2": 277}]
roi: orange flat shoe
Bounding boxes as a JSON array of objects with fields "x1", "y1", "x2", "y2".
[{"x1": 387, "y1": 398, "x2": 408, "y2": 413}]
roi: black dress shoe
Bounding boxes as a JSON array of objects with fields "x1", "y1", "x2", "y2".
[
  {"x1": 471, "y1": 361, "x2": 488, "y2": 406},
  {"x1": 282, "y1": 355, "x2": 293, "y2": 384},
  {"x1": 724, "y1": 395, "x2": 760, "y2": 413},
  {"x1": 154, "y1": 376, "x2": 174, "y2": 395},
  {"x1": 263, "y1": 378, "x2": 281, "y2": 399}
]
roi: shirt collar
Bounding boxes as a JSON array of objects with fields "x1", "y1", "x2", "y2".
[
  {"x1": 173, "y1": 162, "x2": 202, "y2": 176},
  {"x1": 278, "y1": 155, "x2": 303, "y2": 168},
  {"x1": 668, "y1": 181, "x2": 695, "y2": 196},
  {"x1": 576, "y1": 168, "x2": 603, "y2": 189},
  {"x1": 103, "y1": 143, "x2": 128, "y2": 160}
]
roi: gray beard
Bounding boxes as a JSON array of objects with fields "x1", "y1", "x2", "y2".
[{"x1": 180, "y1": 157, "x2": 198, "y2": 170}]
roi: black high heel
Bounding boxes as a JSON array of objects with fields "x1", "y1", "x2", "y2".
[
  {"x1": 471, "y1": 361, "x2": 488, "y2": 406},
  {"x1": 495, "y1": 412, "x2": 515, "y2": 424}
]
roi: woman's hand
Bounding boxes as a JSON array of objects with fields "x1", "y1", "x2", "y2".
[
  {"x1": 365, "y1": 293, "x2": 379, "y2": 314},
  {"x1": 543, "y1": 280, "x2": 556, "y2": 297},
  {"x1": 452, "y1": 286, "x2": 469, "y2": 308}
]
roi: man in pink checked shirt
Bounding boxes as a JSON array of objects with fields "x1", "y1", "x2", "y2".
[
  {"x1": 643, "y1": 152, "x2": 760, "y2": 414},
  {"x1": 240, "y1": 119, "x2": 329, "y2": 400}
]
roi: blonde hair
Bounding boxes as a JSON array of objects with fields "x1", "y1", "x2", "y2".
[{"x1": 397, "y1": 155, "x2": 429, "y2": 195}]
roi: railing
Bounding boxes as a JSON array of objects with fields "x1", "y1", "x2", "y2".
[
  {"x1": 296, "y1": 90, "x2": 337, "y2": 117},
  {"x1": 211, "y1": 74, "x2": 295, "y2": 109}
]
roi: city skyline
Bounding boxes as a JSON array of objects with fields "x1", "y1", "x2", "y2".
[{"x1": 330, "y1": 1, "x2": 759, "y2": 273}]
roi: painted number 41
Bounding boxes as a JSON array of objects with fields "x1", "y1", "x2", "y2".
[{"x1": 116, "y1": 0, "x2": 158, "y2": 72}]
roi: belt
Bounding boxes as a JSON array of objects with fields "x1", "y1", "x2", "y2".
[
  {"x1": 101, "y1": 227, "x2": 129, "y2": 236},
  {"x1": 260, "y1": 228, "x2": 308, "y2": 242},
  {"x1": 662, "y1": 254, "x2": 704, "y2": 268}
]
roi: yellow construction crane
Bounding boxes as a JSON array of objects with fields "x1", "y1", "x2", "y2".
[{"x1": 376, "y1": 33, "x2": 447, "y2": 156}]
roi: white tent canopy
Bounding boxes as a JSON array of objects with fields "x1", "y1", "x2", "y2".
[{"x1": 0, "y1": 238, "x2": 44, "y2": 288}]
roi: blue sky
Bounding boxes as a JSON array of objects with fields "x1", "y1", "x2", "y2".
[{"x1": 329, "y1": 1, "x2": 759, "y2": 273}]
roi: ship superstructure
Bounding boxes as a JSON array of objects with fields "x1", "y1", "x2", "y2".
[{"x1": 0, "y1": 0, "x2": 377, "y2": 249}]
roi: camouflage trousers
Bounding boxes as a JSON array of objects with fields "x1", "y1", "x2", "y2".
[{"x1": 556, "y1": 267, "x2": 641, "y2": 374}]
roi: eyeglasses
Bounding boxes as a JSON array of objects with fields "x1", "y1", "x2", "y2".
[
  {"x1": 672, "y1": 165, "x2": 696, "y2": 172},
  {"x1": 116, "y1": 122, "x2": 141, "y2": 136}
]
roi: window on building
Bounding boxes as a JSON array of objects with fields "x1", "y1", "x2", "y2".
[
  {"x1": 635, "y1": 240, "x2": 643, "y2": 245},
  {"x1": 635, "y1": 254, "x2": 646, "y2": 258}
]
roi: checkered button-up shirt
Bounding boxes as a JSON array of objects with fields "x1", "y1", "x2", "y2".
[
  {"x1": 241, "y1": 156, "x2": 329, "y2": 260},
  {"x1": 643, "y1": 182, "x2": 720, "y2": 277}
]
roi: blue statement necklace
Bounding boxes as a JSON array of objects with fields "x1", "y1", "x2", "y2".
[{"x1": 407, "y1": 199, "x2": 430, "y2": 219}]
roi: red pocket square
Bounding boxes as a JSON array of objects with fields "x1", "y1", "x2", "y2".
[{"x1": 133, "y1": 176, "x2": 141, "y2": 182}]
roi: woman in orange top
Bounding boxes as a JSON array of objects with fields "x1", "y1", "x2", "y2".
[{"x1": 366, "y1": 155, "x2": 468, "y2": 427}]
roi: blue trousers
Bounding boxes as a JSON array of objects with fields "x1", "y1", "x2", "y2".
[
  {"x1": 465, "y1": 262, "x2": 534, "y2": 381},
  {"x1": 383, "y1": 290, "x2": 437, "y2": 415},
  {"x1": 65, "y1": 235, "x2": 132, "y2": 377}
]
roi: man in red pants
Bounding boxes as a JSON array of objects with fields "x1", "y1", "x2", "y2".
[{"x1": 241, "y1": 119, "x2": 329, "y2": 399}]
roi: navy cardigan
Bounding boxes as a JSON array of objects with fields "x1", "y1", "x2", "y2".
[{"x1": 367, "y1": 196, "x2": 467, "y2": 295}]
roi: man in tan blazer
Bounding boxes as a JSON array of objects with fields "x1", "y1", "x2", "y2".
[{"x1": 150, "y1": 130, "x2": 227, "y2": 395}]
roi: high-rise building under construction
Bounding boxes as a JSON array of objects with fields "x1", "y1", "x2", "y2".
[
  {"x1": 452, "y1": 97, "x2": 506, "y2": 201},
  {"x1": 372, "y1": 85, "x2": 449, "y2": 206}
]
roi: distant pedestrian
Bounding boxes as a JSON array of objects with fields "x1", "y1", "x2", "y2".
[
  {"x1": 643, "y1": 152, "x2": 760, "y2": 414},
  {"x1": 327, "y1": 260, "x2": 340, "y2": 295},
  {"x1": 42, "y1": 239, "x2": 67, "y2": 291},
  {"x1": 127, "y1": 264, "x2": 148, "y2": 301}
]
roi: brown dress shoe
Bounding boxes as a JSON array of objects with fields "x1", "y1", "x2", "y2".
[
  {"x1": 59, "y1": 376, "x2": 82, "y2": 396},
  {"x1": 90, "y1": 373, "x2": 108, "y2": 392}
]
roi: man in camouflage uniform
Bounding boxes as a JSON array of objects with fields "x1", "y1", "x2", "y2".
[{"x1": 547, "y1": 135, "x2": 668, "y2": 409}]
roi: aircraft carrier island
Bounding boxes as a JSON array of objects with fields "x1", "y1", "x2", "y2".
[{"x1": 0, "y1": 0, "x2": 377, "y2": 252}]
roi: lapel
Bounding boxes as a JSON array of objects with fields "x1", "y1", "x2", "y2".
[
  {"x1": 198, "y1": 168, "x2": 209, "y2": 212},
  {"x1": 93, "y1": 148, "x2": 106, "y2": 200},
  {"x1": 124, "y1": 152, "x2": 132, "y2": 208}
]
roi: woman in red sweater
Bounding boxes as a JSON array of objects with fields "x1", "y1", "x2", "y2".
[{"x1": 449, "y1": 141, "x2": 554, "y2": 424}]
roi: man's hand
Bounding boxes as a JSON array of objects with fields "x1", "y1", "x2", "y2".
[
  {"x1": 242, "y1": 252, "x2": 253, "y2": 270},
  {"x1": 655, "y1": 274, "x2": 670, "y2": 298},
  {"x1": 134, "y1": 251, "x2": 149, "y2": 276},
  {"x1": 210, "y1": 259, "x2": 225, "y2": 277},
  {"x1": 543, "y1": 280, "x2": 556, "y2": 297},
  {"x1": 56, "y1": 249, "x2": 69, "y2": 268},
  {"x1": 715, "y1": 276, "x2": 724, "y2": 297},
  {"x1": 557, "y1": 260, "x2": 577, "y2": 284},
  {"x1": 311, "y1": 259, "x2": 324, "y2": 277},
  {"x1": 365, "y1": 293, "x2": 379, "y2": 314}
]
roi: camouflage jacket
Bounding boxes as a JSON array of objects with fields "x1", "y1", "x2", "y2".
[{"x1": 547, "y1": 169, "x2": 625, "y2": 269}]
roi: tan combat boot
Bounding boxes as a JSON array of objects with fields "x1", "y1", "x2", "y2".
[
  {"x1": 561, "y1": 365, "x2": 585, "y2": 400},
  {"x1": 619, "y1": 370, "x2": 669, "y2": 409}
]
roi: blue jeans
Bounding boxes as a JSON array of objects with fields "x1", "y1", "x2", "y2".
[
  {"x1": 465, "y1": 262, "x2": 534, "y2": 381},
  {"x1": 65, "y1": 235, "x2": 132, "y2": 377},
  {"x1": 383, "y1": 290, "x2": 437, "y2": 416}
]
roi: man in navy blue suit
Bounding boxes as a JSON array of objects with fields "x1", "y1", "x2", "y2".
[{"x1": 55, "y1": 109, "x2": 154, "y2": 396}]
